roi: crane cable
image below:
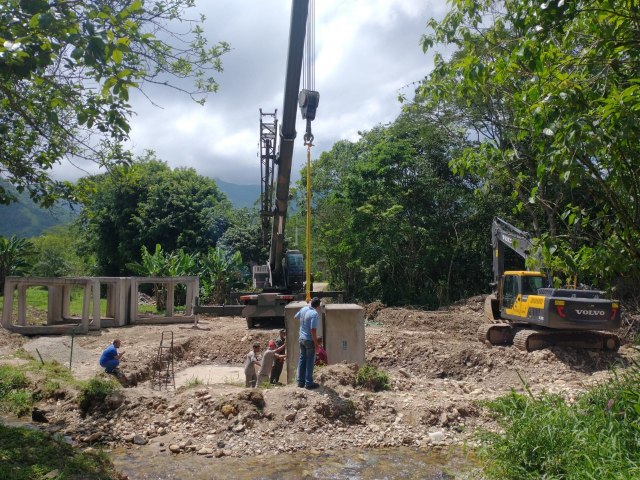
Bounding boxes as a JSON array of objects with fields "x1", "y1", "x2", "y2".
[{"x1": 304, "y1": 0, "x2": 315, "y2": 302}]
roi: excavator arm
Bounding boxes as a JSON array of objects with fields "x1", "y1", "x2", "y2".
[{"x1": 491, "y1": 217, "x2": 536, "y2": 285}]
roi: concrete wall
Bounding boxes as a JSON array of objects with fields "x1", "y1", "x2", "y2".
[{"x1": 324, "y1": 304, "x2": 365, "y2": 366}]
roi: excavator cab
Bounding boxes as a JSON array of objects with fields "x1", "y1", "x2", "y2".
[
  {"x1": 499, "y1": 271, "x2": 546, "y2": 318},
  {"x1": 283, "y1": 250, "x2": 305, "y2": 293}
]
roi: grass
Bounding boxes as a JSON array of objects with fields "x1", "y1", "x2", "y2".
[
  {"x1": 356, "y1": 364, "x2": 390, "y2": 392},
  {"x1": 77, "y1": 377, "x2": 119, "y2": 414},
  {"x1": 0, "y1": 359, "x2": 82, "y2": 416},
  {"x1": 184, "y1": 376, "x2": 204, "y2": 388},
  {"x1": 478, "y1": 364, "x2": 640, "y2": 479},
  {"x1": 0, "y1": 423, "x2": 119, "y2": 479}
]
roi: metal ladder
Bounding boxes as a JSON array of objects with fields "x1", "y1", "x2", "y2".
[{"x1": 153, "y1": 331, "x2": 175, "y2": 390}]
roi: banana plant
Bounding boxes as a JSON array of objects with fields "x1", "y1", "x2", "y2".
[
  {"x1": 199, "y1": 247, "x2": 245, "y2": 304},
  {"x1": 0, "y1": 235, "x2": 35, "y2": 293}
]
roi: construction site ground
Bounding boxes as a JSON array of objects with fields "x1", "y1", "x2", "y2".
[{"x1": 1, "y1": 296, "x2": 639, "y2": 471}]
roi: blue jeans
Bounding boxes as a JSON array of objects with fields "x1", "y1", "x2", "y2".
[
  {"x1": 101, "y1": 359, "x2": 119, "y2": 373},
  {"x1": 297, "y1": 340, "x2": 316, "y2": 387}
]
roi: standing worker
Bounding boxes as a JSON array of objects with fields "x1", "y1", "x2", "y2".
[
  {"x1": 257, "y1": 341, "x2": 285, "y2": 387},
  {"x1": 296, "y1": 297, "x2": 321, "y2": 389},
  {"x1": 270, "y1": 329, "x2": 287, "y2": 384},
  {"x1": 244, "y1": 342, "x2": 261, "y2": 388}
]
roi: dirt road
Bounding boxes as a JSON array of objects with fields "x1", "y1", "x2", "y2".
[{"x1": 2, "y1": 296, "x2": 638, "y2": 460}]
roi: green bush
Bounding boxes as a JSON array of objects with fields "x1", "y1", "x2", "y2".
[
  {"x1": 356, "y1": 364, "x2": 390, "y2": 392},
  {"x1": 0, "y1": 365, "x2": 29, "y2": 395},
  {"x1": 0, "y1": 365, "x2": 33, "y2": 416},
  {"x1": 78, "y1": 377, "x2": 119, "y2": 414},
  {"x1": 478, "y1": 365, "x2": 640, "y2": 479}
]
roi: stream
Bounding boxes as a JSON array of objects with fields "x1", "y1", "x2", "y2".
[
  {"x1": 110, "y1": 444, "x2": 478, "y2": 479},
  {"x1": 2, "y1": 415, "x2": 480, "y2": 479}
]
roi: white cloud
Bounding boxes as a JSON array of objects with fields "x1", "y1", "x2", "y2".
[{"x1": 55, "y1": 0, "x2": 449, "y2": 185}]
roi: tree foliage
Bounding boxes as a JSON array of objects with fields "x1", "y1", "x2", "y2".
[
  {"x1": 418, "y1": 0, "x2": 640, "y2": 290},
  {"x1": 0, "y1": 0, "x2": 229, "y2": 206},
  {"x1": 77, "y1": 154, "x2": 232, "y2": 275},
  {"x1": 0, "y1": 235, "x2": 34, "y2": 293},
  {"x1": 297, "y1": 111, "x2": 502, "y2": 306},
  {"x1": 29, "y1": 225, "x2": 93, "y2": 277}
]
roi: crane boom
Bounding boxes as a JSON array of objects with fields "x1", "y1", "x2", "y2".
[{"x1": 269, "y1": 0, "x2": 317, "y2": 288}]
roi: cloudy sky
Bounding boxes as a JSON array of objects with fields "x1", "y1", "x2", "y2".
[{"x1": 122, "y1": 0, "x2": 448, "y2": 185}]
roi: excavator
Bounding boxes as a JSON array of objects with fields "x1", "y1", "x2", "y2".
[
  {"x1": 479, "y1": 217, "x2": 621, "y2": 352},
  {"x1": 240, "y1": 0, "x2": 319, "y2": 328}
]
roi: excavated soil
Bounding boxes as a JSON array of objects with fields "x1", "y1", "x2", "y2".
[{"x1": 1, "y1": 296, "x2": 639, "y2": 467}]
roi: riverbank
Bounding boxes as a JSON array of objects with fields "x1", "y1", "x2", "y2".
[{"x1": 1, "y1": 296, "x2": 638, "y2": 478}]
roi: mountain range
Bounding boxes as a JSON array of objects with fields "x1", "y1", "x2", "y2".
[{"x1": 0, "y1": 178, "x2": 260, "y2": 238}]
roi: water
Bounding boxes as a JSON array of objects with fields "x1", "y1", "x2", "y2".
[
  {"x1": 2, "y1": 415, "x2": 479, "y2": 479},
  {"x1": 110, "y1": 445, "x2": 477, "y2": 480}
]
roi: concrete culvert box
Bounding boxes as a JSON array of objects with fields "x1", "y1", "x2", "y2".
[
  {"x1": 323, "y1": 304, "x2": 365, "y2": 367},
  {"x1": 285, "y1": 302, "x2": 364, "y2": 384}
]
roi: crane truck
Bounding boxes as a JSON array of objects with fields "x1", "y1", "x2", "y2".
[
  {"x1": 240, "y1": 0, "x2": 319, "y2": 328},
  {"x1": 479, "y1": 217, "x2": 621, "y2": 352}
]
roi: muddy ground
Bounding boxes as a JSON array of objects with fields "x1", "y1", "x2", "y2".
[{"x1": 1, "y1": 296, "x2": 639, "y2": 464}]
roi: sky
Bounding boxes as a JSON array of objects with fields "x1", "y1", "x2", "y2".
[{"x1": 82, "y1": 0, "x2": 449, "y2": 185}]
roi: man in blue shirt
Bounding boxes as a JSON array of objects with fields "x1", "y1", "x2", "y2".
[
  {"x1": 296, "y1": 297, "x2": 322, "y2": 389},
  {"x1": 99, "y1": 339, "x2": 124, "y2": 374}
]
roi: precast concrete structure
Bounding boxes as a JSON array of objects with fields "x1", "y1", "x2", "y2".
[
  {"x1": 129, "y1": 276, "x2": 198, "y2": 324},
  {"x1": 2, "y1": 276, "x2": 101, "y2": 335},
  {"x1": 284, "y1": 301, "x2": 364, "y2": 384},
  {"x1": 1, "y1": 276, "x2": 199, "y2": 335}
]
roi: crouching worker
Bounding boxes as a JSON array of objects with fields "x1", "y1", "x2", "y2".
[{"x1": 100, "y1": 339, "x2": 124, "y2": 374}]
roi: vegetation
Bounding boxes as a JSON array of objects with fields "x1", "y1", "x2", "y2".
[
  {"x1": 29, "y1": 225, "x2": 94, "y2": 278},
  {"x1": 356, "y1": 364, "x2": 390, "y2": 392},
  {"x1": 479, "y1": 365, "x2": 640, "y2": 479},
  {"x1": 0, "y1": 180, "x2": 77, "y2": 238},
  {"x1": 0, "y1": 360, "x2": 77, "y2": 416},
  {"x1": 0, "y1": 235, "x2": 35, "y2": 292},
  {"x1": 76, "y1": 156, "x2": 232, "y2": 275},
  {"x1": 78, "y1": 377, "x2": 119, "y2": 414},
  {"x1": 0, "y1": 423, "x2": 118, "y2": 479},
  {"x1": 0, "y1": 365, "x2": 31, "y2": 416},
  {"x1": 295, "y1": 111, "x2": 506, "y2": 306},
  {"x1": 0, "y1": 0, "x2": 228, "y2": 207},
  {"x1": 417, "y1": 0, "x2": 640, "y2": 292},
  {"x1": 184, "y1": 376, "x2": 203, "y2": 388}
]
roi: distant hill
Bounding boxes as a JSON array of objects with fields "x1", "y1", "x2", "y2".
[
  {"x1": 215, "y1": 178, "x2": 261, "y2": 209},
  {"x1": 0, "y1": 178, "x2": 261, "y2": 238},
  {"x1": 0, "y1": 181, "x2": 77, "y2": 238}
]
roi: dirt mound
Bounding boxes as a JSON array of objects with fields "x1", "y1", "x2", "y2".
[{"x1": 372, "y1": 298, "x2": 485, "y2": 340}]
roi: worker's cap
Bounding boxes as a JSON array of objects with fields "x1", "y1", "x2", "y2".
[{"x1": 268, "y1": 341, "x2": 276, "y2": 349}]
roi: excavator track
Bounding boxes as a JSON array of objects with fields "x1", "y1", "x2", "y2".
[
  {"x1": 513, "y1": 329, "x2": 621, "y2": 352},
  {"x1": 477, "y1": 323, "x2": 516, "y2": 346}
]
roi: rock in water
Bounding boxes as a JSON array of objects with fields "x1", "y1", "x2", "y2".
[{"x1": 32, "y1": 408, "x2": 49, "y2": 423}]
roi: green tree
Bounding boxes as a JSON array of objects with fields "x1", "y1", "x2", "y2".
[
  {"x1": 419, "y1": 0, "x2": 640, "y2": 290},
  {"x1": 298, "y1": 112, "x2": 499, "y2": 306},
  {"x1": 77, "y1": 155, "x2": 232, "y2": 275},
  {"x1": 0, "y1": 0, "x2": 229, "y2": 206},
  {"x1": 0, "y1": 235, "x2": 35, "y2": 293},
  {"x1": 29, "y1": 225, "x2": 93, "y2": 277},
  {"x1": 217, "y1": 208, "x2": 267, "y2": 270}
]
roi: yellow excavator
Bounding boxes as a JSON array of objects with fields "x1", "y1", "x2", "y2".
[{"x1": 480, "y1": 218, "x2": 621, "y2": 352}]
